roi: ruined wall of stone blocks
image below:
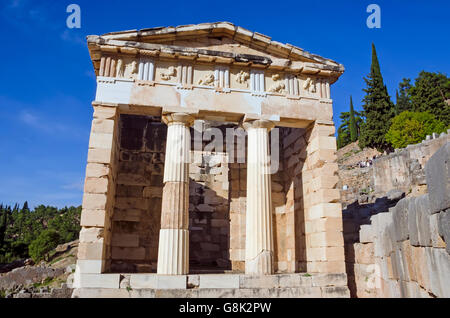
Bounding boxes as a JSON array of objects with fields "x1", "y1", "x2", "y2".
[
  {"x1": 349, "y1": 144, "x2": 450, "y2": 298},
  {"x1": 372, "y1": 132, "x2": 449, "y2": 196}
]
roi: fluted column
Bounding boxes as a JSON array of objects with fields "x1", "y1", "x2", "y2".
[
  {"x1": 243, "y1": 119, "x2": 275, "y2": 275},
  {"x1": 157, "y1": 113, "x2": 194, "y2": 275}
]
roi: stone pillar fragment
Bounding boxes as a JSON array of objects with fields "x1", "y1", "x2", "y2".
[
  {"x1": 157, "y1": 113, "x2": 194, "y2": 275},
  {"x1": 243, "y1": 120, "x2": 275, "y2": 275}
]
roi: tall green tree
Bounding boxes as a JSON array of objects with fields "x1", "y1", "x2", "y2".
[
  {"x1": 349, "y1": 96, "x2": 358, "y2": 142},
  {"x1": 395, "y1": 78, "x2": 413, "y2": 115},
  {"x1": 359, "y1": 43, "x2": 395, "y2": 151},
  {"x1": 0, "y1": 206, "x2": 7, "y2": 246},
  {"x1": 409, "y1": 71, "x2": 450, "y2": 125}
]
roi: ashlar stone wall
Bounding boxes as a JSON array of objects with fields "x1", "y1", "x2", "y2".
[{"x1": 349, "y1": 144, "x2": 450, "y2": 298}]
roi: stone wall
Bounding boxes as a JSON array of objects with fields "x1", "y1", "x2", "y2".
[
  {"x1": 347, "y1": 144, "x2": 449, "y2": 297},
  {"x1": 372, "y1": 132, "x2": 449, "y2": 196},
  {"x1": 111, "y1": 114, "x2": 165, "y2": 272}
]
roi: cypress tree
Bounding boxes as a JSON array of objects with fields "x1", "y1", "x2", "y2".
[
  {"x1": 359, "y1": 43, "x2": 395, "y2": 151},
  {"x1": 349, "y1": 96, "x2": 358, "y2": 142}
]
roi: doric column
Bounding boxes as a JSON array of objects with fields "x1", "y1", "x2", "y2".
[
  {"x1": 243, "y1": 119, "x2": 275, "y2": 275},
  {"x1": 157, "y1": 112, "x2": 194, "y2": 275}
]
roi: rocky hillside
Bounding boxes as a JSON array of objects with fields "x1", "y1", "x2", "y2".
[
  {"x1": 0, "y1": 240, "x2": 78, "y2": 298},
  {"x1": 337, "y1": 141, "x2": 381, "y2": 208}
]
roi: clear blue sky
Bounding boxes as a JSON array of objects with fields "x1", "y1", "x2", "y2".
[{"x1": 1, "y1": 0, "x2": 449, "y2": 208}]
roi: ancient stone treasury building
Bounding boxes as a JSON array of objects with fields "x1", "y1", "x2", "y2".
[{"x1": 73, "y1": 22, "x2": 349, "y2": 297}]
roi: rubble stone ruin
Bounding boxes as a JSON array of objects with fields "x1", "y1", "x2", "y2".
[{"x1": 73, "y1": 22, "x2": 349, "y2": 297}]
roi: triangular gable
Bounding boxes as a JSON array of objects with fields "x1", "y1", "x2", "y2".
[{"x1": 96, "y1": 22, "x2": 343, "y2": 71}]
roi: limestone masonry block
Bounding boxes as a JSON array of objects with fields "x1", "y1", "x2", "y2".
[
  {"x1": 91, "y1": 118, "x2": 115, "y2": 134},
  {"x1": 393, "y1": 198, "x2": 409, "y2": 242},
  {"x1": 429, "y1": 213, "x2": 446, "y2": 248},
  {"x1": 80, "y1": 209, "x2": 106, "y2": 227},
  {"x1": 304, "y1": 189, "x2": 340, "y2": 208},
  {"x1": 307, "y1": 136, "x2": 337, "y2": 154},
  {"x1": 359, "y1": 224, "x2": 375, "y2": 243},
  {"x1": 74, "y1": 273, "x2": 120, "y2": 289},
  {"x1": 304, "y1": 152, "x2": 338, "y2": 171},
  {"x1": 78, "y1": 241, "x2": 105, "y2": 260},
  {"x1": 307, "y1": 231, "x2": 344, "y2": 248},
  {"x1": 437, "y1": 210, "x2": 450, "y2": 254},
  {"x1": 200, "y1": 275, "x2": 240, "y2": 289},
  {"x1": 87, "y1": 148, "x2": 113, "y2": 164},
  {"x1": 93, "y1": 105, "x2": 118, "y2": 119},
  {"x1": 311, "y1": 273, "x2": 347, "y2": 287},
  {"x1": 84, "y1": 177, "x2": 109, "y2": 194},
  {"x1": 308, "y1": 175, "x2": 339, "y2": 192},
  {"x1": 89, "y1": 132, "x2": 114, "y2": 150},
  {"x1": 305, "y1": 203, "x2": 342, "y2": 221},
  {"x1": 307, "y1": 246, "x2": 345, "y2": 262},
  {"x1": 239, "y1": 275, "x2": 280, "y2": 288},
  {"x1": 111, "y1": 233, "x2": 140, "y2": 247},
  {"x1": 307, "y1": 260, "x2": 346, "y2": 273},
  {"x1": 112, "y1": 247, "x2": 146, "y2": 260},
  {"x1": 354, "y1": 243, "x2": 374, "y2": 265},
  {"x1": 75, "y1": 260, "x2": 103, "y2": 274},
  {"x1": 79, "y1": 227, "x2": 104, "y2": 243},
  {"x1": 85, "y1": 163, "x2": 110, "y2": 178},
  {"x1": 425, "y1": 143, "x2": 449, "y2": 213},
  {"x1": 305, "y1": 217, "x2": 342, "y2": 234}
]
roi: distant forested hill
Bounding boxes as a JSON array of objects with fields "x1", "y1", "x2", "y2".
[{"x1": 0, "y1": 202, "x2": 81, "y2": 263}]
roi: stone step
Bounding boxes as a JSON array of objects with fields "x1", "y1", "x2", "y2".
[
  {"x1": 73, "y1": 272, "x2": 349, "y2": 298},
  {"x1": 72, "y1": 286, "x2": 349, "y2": 298}
]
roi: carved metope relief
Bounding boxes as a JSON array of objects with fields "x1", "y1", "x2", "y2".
[
  {"x1": 268, "y1": 74, "x2": 285, "y2": 93},
  {"x1": 197, "y1": 73, "x2": 215, "y2": 86},
  {"x1": 161, "y1": 66, "x2": 177, "y2": 81},
  {"x1": 303, "y1": 77, "x2": 316, "y2": 94},
  {"x1": 236, "y1": 70, "x2": 250, "y2": 87}
]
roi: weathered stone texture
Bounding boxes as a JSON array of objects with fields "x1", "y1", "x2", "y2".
[{"x1": 347, "y1": 144, "x2": 450, "y2": 298}]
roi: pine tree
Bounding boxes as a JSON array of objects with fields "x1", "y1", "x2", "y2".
[
  {"x1": 349, "y1": 96, "x2": 358, "y2": 142},
  {"x1": 409, "y1": 71, "x2": 450, "y2": 125},
  {"x1": 0, "y1": 206, "x2": 6, "y2": 246},
  {"x1": 395, "y1": 90, "x2": 400, "y2": 115},
  {"x1": 22, "y1": 201, "x2": 29, "y2": 213},
  {"x1": 396, "y1": 78, "x2": 412, "y2": 114},
  {"x1": 359, "y1": 43, "x2": 395, "y2": 151}
]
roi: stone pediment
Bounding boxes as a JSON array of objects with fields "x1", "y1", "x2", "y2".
[{"x1": 87, "y1": 22, "x2": 344, "y2": 81}]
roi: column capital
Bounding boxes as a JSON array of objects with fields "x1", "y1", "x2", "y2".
[
  {"x1": 162, "y1": 112, "x2": 195, "y2": 126},
  {"x1": 242, "y1": 119, "x2": 275, "y2": 131}
]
